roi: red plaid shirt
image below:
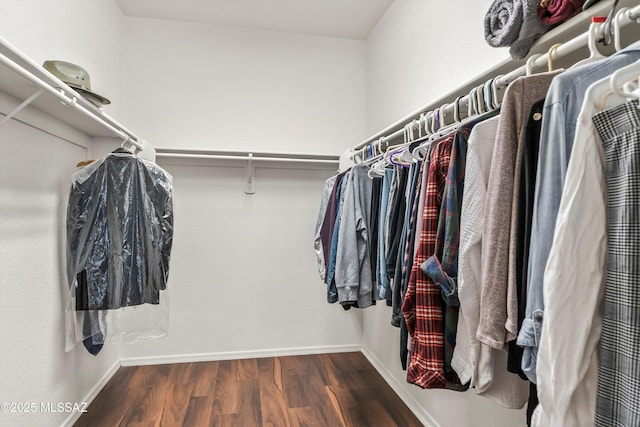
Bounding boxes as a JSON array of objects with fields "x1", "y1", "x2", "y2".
[{"x1": 402, "y1": 135, "x2": 453, "y2": 389}]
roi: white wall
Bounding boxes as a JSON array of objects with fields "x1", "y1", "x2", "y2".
[
  {"x1": 362, "y1": 1, "x2": 526, "y2": 426},
  {"x1": 119, "y1": 18, "x2": 366, "y2": 361},
  {"x1": 365, "y1": 0, "x2": 510, "y2": 135},
  {"x1": 0, "y1": 1, "x2": 124, "y2": 426},
  {"x1": 120, "y1": 160, "x2": 363, "y2": 362},
  {"x1": 0, "y1": 119, "x2": 121, "y2": 427},
  {"x1": 122, "y1": 17, "x2": 365, "y2": 154}
]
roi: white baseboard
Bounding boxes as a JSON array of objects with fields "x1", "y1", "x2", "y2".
[
  {"x1": 361, "y1": 346, "x2": 440, "y2": 427},
  {"x1": 119, "y1": 344, "x2": 363, "y2": 367},
  {"x1": 60, "y1": 359, "x2": 121, "y2": 427}
]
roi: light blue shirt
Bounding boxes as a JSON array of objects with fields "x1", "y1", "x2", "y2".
[
  {"x1": 517, "y1": 41, "x2": 640, "y2": 384},
  {"x1": 378, "y1": 169, "x2": 394, "y2": 299}
]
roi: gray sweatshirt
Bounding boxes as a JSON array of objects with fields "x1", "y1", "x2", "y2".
[{"x1": 335, "y1": 164, "x2": 374, "y2": 308}]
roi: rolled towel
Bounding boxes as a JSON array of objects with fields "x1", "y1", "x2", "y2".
[
  {"x1": 509, "y1": 0, "x2": 552, "y2": 59},
  {"x1": 484, "y1": 0, "x2": 552, "y2": 59},
  {"x1": 484, "y1": 0, "x2": 525, "y2": 47},
  {"x1": 538, "y1": 0, "x2": 586, "y2": 25}
]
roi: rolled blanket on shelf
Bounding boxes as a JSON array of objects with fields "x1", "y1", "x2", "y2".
[
  {"x1": 538, "y1": 0, "x2": 586, "y2": 25},
  {"x1": 484, "y1": 0, "x2": 525, "y2": 47},
  {"x1": 484, "y1": 0, "x2": 552, "y2": 59}
]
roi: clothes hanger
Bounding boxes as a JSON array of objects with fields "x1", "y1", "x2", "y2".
[
  {"x1": 571, "y1": 18, "x2": 607, "y2": 69},
  {"x1": 402, "y1": 119, "x2": 422, "y2": 163},
  {"x1": 431, "y1": 108, "x2": 439, "y2": 133},
  {"x1": 113, "y1": 136, "x2": 137, "y2": 154},
  {"x1": 468, "y1": 86, "x2": 478, "y2": 118},
  {"x1": 599, "y1": 0, "x2": 620, "y2": 47},
  {"x1": 478, "y1": 83, "x2": 488, "y2": 113},
  {"x1": 547, "y1": 43, "x2": 563, "y2": 71},
  {"x1": 430, "y1": 82, "x2": 501, "y2": 143},
  {"x1": 368, "y1": 155, "x2": 388, "y2": 177},
  {"x1": 453, "y1": 95, "x2": 464, "y2": 123},
  {"x1": 361, "y1": 137, "x2": 386, "y2": 167},
  {"x1": 610, "y1": 61, "x2": 640, "y2": 100},
  {"x1": 437, "y1": 106, "x2": 447, "y2": 132},
  {"x1": 613, "y1": 7, "x2": 630, "y2": 52},
  {"x1": 485, "y1": 78, "x2": 495, "y2": 110},
  {"x1": 405, "y1": 113, "x2": 435, "y2": 161},
  {"x1": 482, "y1": 77, "x2": 502, "y2": 110},
  {"x1": 426, "y1": 92, "x2": 476, "y2": 143},
  {"x1": 526, "y1": 53, "x2": 543, "y2": 76},
  {"x1": 598, "y1": 59, "x2": 640, "y2": 109},
  {"x1": 490, "y1": 76, "x2": 503, "y2": 109}
]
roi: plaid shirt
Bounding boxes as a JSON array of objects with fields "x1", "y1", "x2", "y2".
[
  {"x1": 422, "y1": 116, "x2": 496, "y2": 385},
  {"x1": 402, "y1": 135, "x2": 454, "y2": 389}
]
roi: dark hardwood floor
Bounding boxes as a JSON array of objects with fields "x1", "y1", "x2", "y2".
[{"x1": 74, "y1": 352, "x2": 423, "y2": 427}]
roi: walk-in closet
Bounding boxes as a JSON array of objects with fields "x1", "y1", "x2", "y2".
[{"x1": 1, "y1": 1, "x2": 639, "y2": 426}]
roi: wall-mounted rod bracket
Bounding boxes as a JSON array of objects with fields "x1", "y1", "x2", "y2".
[
  {"x1": 244, "y1": 153, "x2": 255, "y2": 195},
  {"x1": 0, "y1": 89, "x2": 43, "y2": 126}
]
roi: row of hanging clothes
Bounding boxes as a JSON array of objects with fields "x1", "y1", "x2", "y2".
[{"x1": 313, "y1": 11, "x2": 640, "y2": 427}]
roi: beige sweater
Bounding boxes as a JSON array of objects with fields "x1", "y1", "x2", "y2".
[{"x1": 477, "y1": 70, "x2": 562, "y2": 349}]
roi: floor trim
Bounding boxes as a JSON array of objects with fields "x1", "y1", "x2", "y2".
[
  {"x1": 361, "y1": 346, "x2": 440, "y2": 427},
  {"x1": 119, "y1": 344, "x2": 363, "y2": 366},
  {"x1": 60, "y1": 359, "x2": 121, "y2": 427}
]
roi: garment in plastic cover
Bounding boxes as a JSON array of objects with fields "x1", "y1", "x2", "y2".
[{"x1": 65, "y1": 149, "x2": 173, "y2": 351}]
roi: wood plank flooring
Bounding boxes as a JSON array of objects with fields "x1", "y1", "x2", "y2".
[{"x1": 74, "y1": 352, "x2": 423, "y2": 427}]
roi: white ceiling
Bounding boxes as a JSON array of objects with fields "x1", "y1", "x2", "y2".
[{"x1": 115, "y1": 0, "x2": 394, "y2": 40}]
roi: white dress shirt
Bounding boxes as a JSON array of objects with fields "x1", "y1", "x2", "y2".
[{"x1": 455, "y1": 116, "x2": 528, "y2": 408}]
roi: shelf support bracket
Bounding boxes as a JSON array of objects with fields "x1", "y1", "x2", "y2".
[
  {"x1": 0, "y1": 89, "x2": 43, "y2": 126},
  {"x1": 244, "y1": 153, "x2": 255, "y2": 194}
]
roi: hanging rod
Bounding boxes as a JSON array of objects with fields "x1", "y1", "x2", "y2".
[
  {"x1": 155, "y1": 148, "x2": 340, "y2": 164},
  {"x1": 353, "y1": 3, "x2": 640, "y2": 153},
  {"x1": 0, "y1": 36, "x2": 142, "y2": 150},
  {"x1": 156, "y1": 148, "x2": 339, "y2": 194}
]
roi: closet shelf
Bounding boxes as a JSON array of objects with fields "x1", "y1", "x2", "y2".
[
  {"x1": 0, "y1": 36, "x2": 141, "y2": 148},
  {"x1": 156, "y1": 148, "x2": 339, "y2": 194},
  {"x1": 355, "y1": 0, "x2": 639, "y2": 151}
]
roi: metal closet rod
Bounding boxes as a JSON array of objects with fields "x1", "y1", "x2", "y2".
[
  {"x1": 155, "y1": 148, "x2": 340, "y2": 164},
  {"x1": 0, "y1": 36, "x2": 142, "y2": 150},
  {"x1": 353, "y1": 4, "x2": 640, "y2": 152}
]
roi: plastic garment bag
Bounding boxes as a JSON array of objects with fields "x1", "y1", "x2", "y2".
[{"x1": 64, "y1": 149, "x2": 173, "y2": 352}]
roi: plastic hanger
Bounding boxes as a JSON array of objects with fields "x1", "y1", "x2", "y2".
[
  {"x1": 613, "y1": 7, "x2": 630, "y2": 52},
  {"x1": 599, "y1": 0, "x2": 620, "y2": 46},
  {"x1": 431, "y1": 108, "x2": 439, "y2": 134},
  {"x1": 468, "y1": 86, "x2": 478, "y2": 118},
  {"x1": 483, "y1": 77, "x2": 502, "y2": 110},
  {"x1": 407, "y1": 113, "x2": 436, "y2": 161},
  {"x1": 438, "y1": 103, "x2": 448, "y2": 130},
  {"x1": 477, "y1": 83, "x2": 488, "y2": 114},
  {"x1": 611, "y1": 63, "x2": 640, "y2": 101},
  {"x1": 526, "y1": 53, "x2": 543, "y2": 76},
  {"x1": 595, "y1": 60, "x2": 640, "y2": 110},
  {"x1": 483, "y1": 79, "x2": 494, "y2": 110},
  {"x1": 453, "y1": 95, "x2": 463, "y2": 123},
  {"x1": 547, "y1": 43, "x2": 563, "y2": 71},
  {"x1": 401, "y1": 120, "x2": 421, "y2": 163},
  {"x1": 490, "y1": 76, "x2": 503, "y2": 109},
  {"x1": 572, "y1": 18, "x2": 607, "y2": 69},
  {"x1": 411, "y1": 135, "x2": 431, "y2": 161}
]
